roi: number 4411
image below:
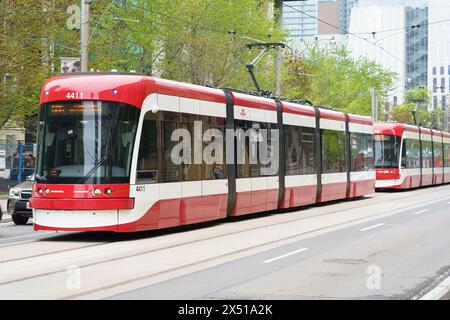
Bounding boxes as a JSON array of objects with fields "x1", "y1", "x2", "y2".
[{"x1": 66, "y1": 92, "x2": 83, "y2": 99}]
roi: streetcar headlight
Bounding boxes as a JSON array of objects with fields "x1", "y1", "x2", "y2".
[{"x1": 92, "y1": 188, "x2": 102, "y2": 196}]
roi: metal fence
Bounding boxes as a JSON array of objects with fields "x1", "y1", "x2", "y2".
[{"x1": 0, "y1": 143, "x2": 36, "y2": 192}]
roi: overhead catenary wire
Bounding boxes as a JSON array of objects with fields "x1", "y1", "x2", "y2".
[
  {"x1": 88, "y1": 0, "x2": 115, "y2": 45},
  {"x1": 113, "y1": 1, "x2": 285, "y2": 40},
  {"x1": 352, "y1": 17, "x2": 450, "y2": 35},
  {"x1": 283, "y1": 2, "x2": 407, "y2": 67}
]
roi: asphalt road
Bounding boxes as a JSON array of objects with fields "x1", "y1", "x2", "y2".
[
  {"x1": 111, "y1": 194, "x2": 450, "y2": 299},
  {"x1": 0, "y1": 199, "x2": 59, "y2": 245},
  {"x1": 1, "y1": 185, "x2": 450, "y2": 300}
]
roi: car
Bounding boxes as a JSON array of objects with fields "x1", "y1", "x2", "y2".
[{"x1": 8, "y1": 174, "x2": 34, "y2": 225}]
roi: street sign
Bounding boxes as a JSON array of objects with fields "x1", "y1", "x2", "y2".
[{"x1": 61, "y1": 57, "x2": 81, "y2": 73}]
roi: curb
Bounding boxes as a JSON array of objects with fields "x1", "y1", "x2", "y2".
[{"x1": 419, "y1": 275, "x2": 450, "y2": 300}]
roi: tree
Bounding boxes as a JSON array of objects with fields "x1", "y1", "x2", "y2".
[
  {"x1": 0, "y1": 0, "x2": 72, "y2": 136},
  {"x1": 1, "y1": 0, "x2": 284, "y2": 142},
  {"x1": 388, "y1": 87, "x2": 446, "y2": 129},
  {"x1": 87, "y1": 0, "x2": 284, "y2": 89},
  {"x1": 391, "y1": 102, "x2": 444, "y2": 129},
  {"x1": 404, "y1": 87, "x2": 430, "y2": 104},
  {"x1": 282, "y1": 44, "x2": 395, "y2": 117},
  {"x1": 391, "y1": 103, "x2": 415, "y2": 124}
]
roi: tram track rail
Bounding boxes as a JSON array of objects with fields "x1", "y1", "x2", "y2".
[
  {"x1": 0, "y1": 189, "x2": 423, "y2": 257},
  {"x1": 0, "y1": 186, "x2": 449, "y2": 299}
]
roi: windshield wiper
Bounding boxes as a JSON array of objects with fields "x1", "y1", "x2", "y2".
[{"x1": 76, "y1": 156, "x2": 107, "y2": 184}]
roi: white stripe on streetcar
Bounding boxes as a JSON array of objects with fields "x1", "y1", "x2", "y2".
[
  {"x1": 413, "y1": 209, "x2": 430, "y2": 215},
  {"x1": 360, "y1": 223, "x2": 385, "y2": 232},
  {"x1": 262, "y1": 248, "x2": 308, "y2": 264}
]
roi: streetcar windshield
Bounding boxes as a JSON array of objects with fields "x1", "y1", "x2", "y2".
[
  {"x1": 374, "y1": 134, "x2": 401, "y2": 169},
  {"x1": 36, "y1": 101, "x2": 140, "y2": 184}
]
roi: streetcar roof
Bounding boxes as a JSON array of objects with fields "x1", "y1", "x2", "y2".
[
  {"x1": 40, "y1": 73, "x2": 371, "y2": 124},
  {"x1": 374, "y1": 122, "x2": 450, "y2": 137}
]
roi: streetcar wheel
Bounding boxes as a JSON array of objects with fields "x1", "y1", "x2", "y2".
[{"x1": 12, "y1": 214, "x2": 29, "y2": 225}]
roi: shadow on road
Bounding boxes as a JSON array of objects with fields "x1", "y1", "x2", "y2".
[{"x1": 36, "y1": 195, "x2": 374, "y2": 244}]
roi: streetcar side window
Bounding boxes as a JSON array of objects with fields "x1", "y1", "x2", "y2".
[
  {"x1": 421, "y1": 140, "x2": 433, "y2": 168},
  {"x1": 402, "y1": 139, "x2": 421, "y2": 169},
  {"x1": 445, "y1": 143, "x2": 450, "y2": 167},
  {"x1": 136, "y1": 111, "x2": 181, "y2": 184},
  {"x1": 235, "y1": 120, "x2": 278, "y2": 178},
  {"x1": 259, "y1": 122, "x2": 278, "y2": 177},
  {"x1": 433, "y1": 141, "x2": 443, "y2": 168},
  {"x1": 285, "y1": 125, "x2": 316, "y2": 175},
  {"x1": 180, "y1": 113, "x2": 202, "y2": 181},
  {"x1": 137, "y1": 111, "x2": 229, "y2": 184},
  {"x1": 350, "y1": 133, "x2": 374, "y2": 172},
  {"x1": 235, "y1": 120, "x2": 251, "y2": 178},
  {"x1": 137, "y1": 113, "x2": 159, "y2": 183},
  {"x1": 321, "y1": 129, "x2": 346, "y2": 173},
  {"x1": 201, "y1": 115, "x2": 227, "y2": 180}
]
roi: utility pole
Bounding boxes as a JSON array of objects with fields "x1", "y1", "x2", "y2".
[
  {"x1": 274, "y1": 0, "x2": 283, "y2": 97},
  {"x1": 371, "y1": 88, "x2": 378, "y2": 122},
  {"x1": 80, "y1": 0, "x2": 90, "y2": 72}
]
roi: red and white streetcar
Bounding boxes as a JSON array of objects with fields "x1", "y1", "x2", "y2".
[
  {"x1": 31, "y1": 73, "x2": 375, "y2": 232},
  {"x1": 374, "y1": 122, "x2": 450, "y2": 189}
]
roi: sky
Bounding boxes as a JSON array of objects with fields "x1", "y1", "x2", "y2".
[{"x1": 359, "y1": 0, "x2": 428, "y2": 7}]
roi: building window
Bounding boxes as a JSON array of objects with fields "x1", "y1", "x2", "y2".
[
  {"x1": 441, "y1": 78, "x2": 445, "y2": 93},
  {"x1": 432, "y1": 67, "x2": 436, "y2": 75},
  {"x1": 441, "y1": 66, "x2": 445, "y2": 75},
  {"x1": 433, "y1": 78, "x2": 437, "y2": 93},
  {"x1": 434, "y1": 96, "x2": 438, "y2": 109},
  {"x1": 442, "y1": 95, "x2": 446, "y2": 109},
  {"x1": 393, "y1": 96, "x2": 398, "y2": 105},
  {"x1": 448, "y1": 65, "x2": 450, "y2": 75}
]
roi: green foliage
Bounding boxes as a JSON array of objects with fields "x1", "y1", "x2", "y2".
[
  {"x1": 87, "y1": 0, "x2": 284, "y2": 89},
  {"x1": 0, "y1": 0, "x2": 72, "y2": 137},
  {"x1": 389, "y1": 88, "x2": 446, "y2": 129},
  {"x1": 2, "y1": 1, "x2": 404, "y2": 140},
  {"x1": 391, "y1": 101, "x2": 445, "y2": 129},
  {"x1": 1, "y1": 0, "x2": 284, "y2": 138},
  {"x1": 404, "y1": 87, "x2": 430, "y2": 103},
  {"x1": 282, "y1": 44, "x2": 395, "y2": 117},
  {"x1": 391, "y1": 103, "x2": 415, "y2": 124}
]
